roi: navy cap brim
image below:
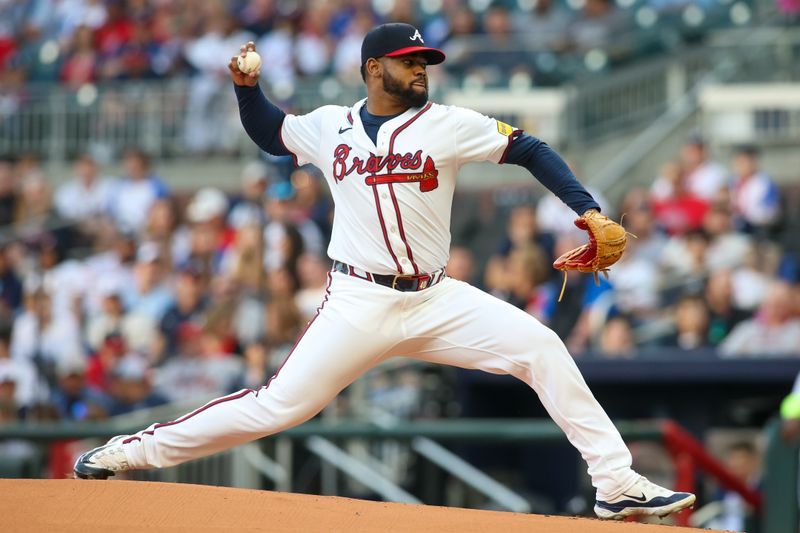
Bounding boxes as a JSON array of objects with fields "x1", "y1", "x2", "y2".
[{"x1": 384, "y1": 46, "x2": 446, "y2": 65}]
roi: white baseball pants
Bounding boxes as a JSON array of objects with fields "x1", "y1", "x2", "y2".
[{"x1": 123, "y1": 271, "x2": 638, "y2": 499}]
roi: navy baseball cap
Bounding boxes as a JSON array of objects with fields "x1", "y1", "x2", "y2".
[{"x1": 361, "y1": 23, "x2": 445, "y2": 66}]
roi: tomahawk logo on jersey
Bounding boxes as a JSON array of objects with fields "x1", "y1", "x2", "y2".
[{"x1": 279, "y1": 100, "x2": 519, "y2": 275}]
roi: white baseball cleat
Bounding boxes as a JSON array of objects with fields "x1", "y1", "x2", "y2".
[
  {"x1": 73, "y1": 435, "x2": 133, "y2": 480},
  {"x1": 594, "y1": 476, "x2": 696, "y2": 520}
]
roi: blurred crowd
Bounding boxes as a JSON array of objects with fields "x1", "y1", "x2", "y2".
[
  {"x1": 476, "y1": 136, "x2": 800, "y2": 359},
  {"x1": 0, "y1": 149, "x2": 338, "y2": 425},
  {"x1": 0, "y1": 134, "x2": 797, "y2": 429},
  {"x1": 0, "y1": 0, "x2": 737, "y2": 92}
]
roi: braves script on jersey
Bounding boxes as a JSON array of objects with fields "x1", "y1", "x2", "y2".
[{"x1": 281, "y1": 99, "x2": 515, "y2": 275}]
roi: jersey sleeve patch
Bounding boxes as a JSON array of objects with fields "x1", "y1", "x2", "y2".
[{"x1": 496, "y1": 120, "x2": 513, "y2": 137}]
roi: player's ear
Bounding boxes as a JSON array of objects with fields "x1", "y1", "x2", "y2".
[{"x1": 365, "y1": 58, "x2": 382, "y2": 80}]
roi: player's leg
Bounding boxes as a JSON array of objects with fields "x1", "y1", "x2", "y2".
[
  {"x1": 400, "y1": 277, "x2": 694, "y2": 518},
  {"x1": 74, "y1": 272, "x2": 402, "y2": 478}
]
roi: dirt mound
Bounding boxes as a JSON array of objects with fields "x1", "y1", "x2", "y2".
[{"x1": 0, "y1": 479, "x2": 705, "y2": 532}]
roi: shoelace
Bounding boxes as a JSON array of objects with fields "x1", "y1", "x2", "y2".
[{"x1": 92, "y1": 444, "x2": 129, "y2": 470}]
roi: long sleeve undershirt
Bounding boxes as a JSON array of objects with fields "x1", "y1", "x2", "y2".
[{"x1": 235, "y1": 83, "x2": 599, "y2": 215}]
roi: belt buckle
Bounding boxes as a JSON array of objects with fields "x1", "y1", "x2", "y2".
[
  {"x1": 391, "y1": 274, "x2": 431, "y2": 291},
  {"x1": 391, "y1": 275, "x2": 411, "y2": 290}
]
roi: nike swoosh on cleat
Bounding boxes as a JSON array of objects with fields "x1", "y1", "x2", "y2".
[
  {"x1": 621, "y1": 492, "x2": 647, "y2": 502},
  {"x1": 338, "y1": 127, "x2": 352, "y2": 134}
]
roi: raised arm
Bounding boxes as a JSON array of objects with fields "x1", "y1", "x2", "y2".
[
  {"x1": 229, "y1": 41, "x2": 291, "y2": 157},
  {"x1": 503, "y1": 134, "x2": 600, "y2": 216}
]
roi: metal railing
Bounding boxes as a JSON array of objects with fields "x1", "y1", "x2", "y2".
[
  {"x1": 0, "y1": 32, "x2": 775, "y2": 165},
  {"x1": 589, "y1": 25, "x2": 800, "y2": 194}
]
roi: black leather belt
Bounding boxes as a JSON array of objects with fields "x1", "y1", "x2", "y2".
[{"x1": 332, "y1": 260, "x2": 446, "y2": 292}]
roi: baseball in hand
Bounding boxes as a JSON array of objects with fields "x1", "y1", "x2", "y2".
[{"x1": 237, "y1": 51, "x2": 262, "y2": 74}]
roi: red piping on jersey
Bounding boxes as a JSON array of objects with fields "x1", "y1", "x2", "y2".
[
  {"x1": 498, "y1": 129, "x2": 523, "y2": 164},
  {"x1": 278, "y1": 122, "x2": 300, "y2": 167},
  {"x1": 123, "y1": 273, "x2": 334, "y2": 445},
  {"x1": 381, "y1": 102, "x2": 432, "y2": 275},
  {"x1": 371, "y1": 183, "x2": 403, "y2": 272},
  {"x1": 346, "y1": 111, "x2": 353, "y2": 125},
  {"x1": 388, "y1": 183, "x2": 419, "y2": 274},
  {"x1": 122, "y1": 389, "x2": 253, "y2": 444}
]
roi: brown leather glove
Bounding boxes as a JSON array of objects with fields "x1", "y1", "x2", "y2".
[{"x1": 552, "y1": 210, "x2": 627, "y2": 301}]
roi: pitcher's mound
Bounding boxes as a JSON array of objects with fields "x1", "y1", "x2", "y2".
[{"x1": 0, "y1": 479, "x2": 704, "y2": 532}]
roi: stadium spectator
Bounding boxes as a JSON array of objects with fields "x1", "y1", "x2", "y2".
[
  {"x1": 333, "y1": 9, "x2": 374, "y2": 81},
  {"x1": 222, "y1": 222, "x2": 266, "y2": 296},
  {"x1": 294, "y1": 252, "x2": 330, "y2": 322},
  {"x1": 159, "y1": 263, "x2": 208, "y2": 358},
  {"x1": 142, "y1": 198, "x2": 184, "y2": 267},
  {"x1": 566, "y1": 0, "x2": 631, "y2": 54},
  {"x1": 264, "y1": 267, "x2": 303, "y2": 353},
  {"x1": 730, "y1": 145, "x2": 781, "y2": 233},
  {"x1": 720, "y1": 281, "x2": 800, "y2": 357},
  {"x1": 108, "y1": 353, "x2": 168, "y2": 416},
  {"x1": 110, "y1": 149, "x2": 169, "y2": 233},
  {"x1": 504, "y1": 244, "x2": 553, "y2": 321},
  {"x1": 10, "y1": 287, "x2": 83, "y2": 390},
  {"x1": 184, "y1": 187, "x2": 234, "y2": 275},
  {"x1": 234, "y1": 340, "x2": 270, "y2": 391},
  {"x1": 0, "y1": 159, "x2": 18, "y2": 226},
  {"x1": 263, "y1": 181, "x2": 323, "y2": 273},
  {"x1": 709, "y1": 442, "x2": 762, "y2": 532},
  {"x1": 124, "y1": 241, "x2": 174, "y2": 323},
  {"x1": 13, "y1": 171, "x2": 62, "y2": 238},
  {"x1": 618, "y1": 187, "x2": 667, "y2": 263},
  {"x1": 446, "y1": 245, "x2": 476, "y2": 284},
  {"x1": 597, "y1": 315, "x2": 636, "y2": 358},
  {"x1": 440, "y1": 6, "x2": 478, "y2": 76},
  {"x1": 0, "y1": 325, "x2": 37, "y2": 413},
  {"x1": 82, "y1": 229, "x2": 137, "y2": 316},
  {"x1": 154, "y1": 322, "x2": 242, "y2": 403},
  {"x1": 467, "y1": 5, "x2": 532, "y2": 84},
  {"x1": 660, "y1": 229, "x2": 710, "y2": 296},
  {"x1": 85, "y1": 332, "x2": 127, "y2": 393},
  {"x1": 661, "y1": 295, "x2": 711, "y2": 350},
  {"x1": 50, "y1": 355, "x2": 111, "y2": 421},
  {"x1": 254, "y1": 18, "x2": 295, "y2": 87},
  {"x1": 0, "y1": 244, "x2": 22, "y2": 320},
  {"x1": 99, "y1": 18, "x2": 159, "y2": 81},
  {"x1": 228, "y1": 161, "x2": 270, "y2": 230},
  {"x1": 54, "y1": 153, "x2": 117, "y2": 223},
  {"x1": 651, "y1": 161, "x2": 709, "y2": 236},
  {"x1": 294, "y1": 2, "x2": 333, "y2": 77},
  {"x1": 703, "y1": 205, "x2": 753, "y2": 271},
  {"x1": 678, "y1": 136, "x2": 729, "y2": 202},
  {"x1": 59, "y1": 25, "x2": 99, "y2": 88},
  {"x1": 730, "y1": 245, "x2": 774, "y2": 312},
  {"x1": 291, "y1": 167, "x2": 333, "y2": 240},
  {"x1": 705, "y1": 269, "x2": 751, "y2": 346},
  {"x1": 517, "y1": 0, "x2": 571, "y2": 51},
  {"x1": 183, "y1": 8, "x2": 254, "y2": 154},
  {"x1": 94, "y1": 0, "x2": 133, "y2": 60}
]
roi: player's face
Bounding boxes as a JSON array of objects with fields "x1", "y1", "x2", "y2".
[{"x1": 381, "y1": 55, "x2": 429, "y2": 108}]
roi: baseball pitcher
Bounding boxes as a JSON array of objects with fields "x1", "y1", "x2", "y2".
[{"x1": 75, "y1": 23, "x2": 695, "y2": 520}]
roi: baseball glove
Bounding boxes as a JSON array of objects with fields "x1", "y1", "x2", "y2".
[{"x1": 553, "y1": 210, "x2": 628, "y2": 302}]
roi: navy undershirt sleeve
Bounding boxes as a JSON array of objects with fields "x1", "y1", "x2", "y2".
[
  {"x1": 503, "y1": 133, "x2": 600, "y2": 215},
  {"x1": 234, "y1": 84, "x2": 291, "y2": 156}
]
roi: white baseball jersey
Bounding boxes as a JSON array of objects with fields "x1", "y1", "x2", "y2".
[
  {"x1": 279, "y1": 98, "x2": 518, "y2": 275},
  {"x1": 115, "y1": 95, "x2": 641, "y2": 503}
]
